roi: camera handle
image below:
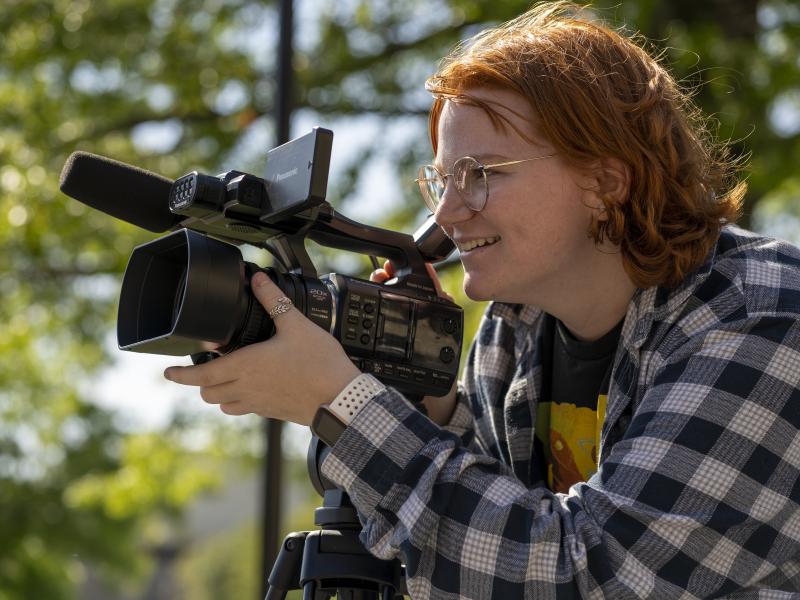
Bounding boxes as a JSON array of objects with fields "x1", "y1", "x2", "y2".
[
  {"x1": 263, "y1": 209, "x2": 452, "y2": 299},
  {"x1": 264, "y1": 437, "x2": 406, "y2": 600}
]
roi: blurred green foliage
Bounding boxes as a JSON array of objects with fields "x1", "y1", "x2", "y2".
[
  {"x1": 1, "y1": 0, "x2": 798, "y2": 598},
  {"x1": 175, "y1": 473, "x2": 319, "y2": 600}
]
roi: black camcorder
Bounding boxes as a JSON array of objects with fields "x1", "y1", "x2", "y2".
[{"x1": 63, "y1": 128, "x2": 463, "y2": 399}]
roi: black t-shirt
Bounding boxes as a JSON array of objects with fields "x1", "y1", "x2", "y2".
[{"x1": 533, "y1": 315, "x2": 623, "y2": 493}]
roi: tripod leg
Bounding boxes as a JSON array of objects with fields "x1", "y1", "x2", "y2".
[
  {"x1": 265, "y1": 532, "x2": 308, "y2": 600},
  {"x1": 302, "y1": 579, "x2": 316, "y2": 600},
  {"x1": 264, "y1": 587, "x2": 285, "y2": 600}
]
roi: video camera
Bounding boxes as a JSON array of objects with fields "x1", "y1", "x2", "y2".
[{"x1": 61, "y1": 128, "x2": 463, "y2": 399}]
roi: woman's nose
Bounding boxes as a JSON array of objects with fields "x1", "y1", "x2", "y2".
[{"x1": 434, "y1": 181, "x2": 473, "y2": 229}]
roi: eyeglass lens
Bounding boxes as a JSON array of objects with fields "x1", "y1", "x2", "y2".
[
  {"x1": 454, "y1": 157, "x2": 484, "y2": 209},
  {"x1": 417, "y1": 157, "x2": 487, "y2": 212}
]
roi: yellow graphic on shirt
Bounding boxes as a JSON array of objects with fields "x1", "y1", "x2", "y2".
[{"x1": 536, "y1": 394, "x2": 608, "y2": 493}]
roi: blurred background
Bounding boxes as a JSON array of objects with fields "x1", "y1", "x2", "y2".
[{"x1": 1, "y1": 0, "x2": 799, "y2": 598}]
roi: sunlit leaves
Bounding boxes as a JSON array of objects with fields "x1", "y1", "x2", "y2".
[
  {"x1": 64, "y1": 432, "x2": 221, "y2": 519},
  {"x1": 0, "y1": 1, "x2": 274, "y2": 597}
]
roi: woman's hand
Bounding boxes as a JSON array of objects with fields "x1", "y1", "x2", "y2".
[
  {"x1": 370, "y1": 260, "x2": 459, "y2": 426},
  {"x1": 163, "y1": 272, "x2": 362, "y2": 426}
]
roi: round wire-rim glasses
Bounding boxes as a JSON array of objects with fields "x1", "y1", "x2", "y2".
[{"x1": 415, "y1": 154, "x2": 556, "y2": 213}]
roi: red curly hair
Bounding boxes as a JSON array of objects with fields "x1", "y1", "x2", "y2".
[{"x1": 426, "y1": 1, "x2": 744, "y2": 289}]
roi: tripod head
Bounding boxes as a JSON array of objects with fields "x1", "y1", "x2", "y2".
[{"x1": 264, "y1": 437, "x2": 406, "y2": 599}]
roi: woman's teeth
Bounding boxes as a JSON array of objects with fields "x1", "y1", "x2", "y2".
[{"x1": 458, "y1": 236, "x2": 500, "y2": 252}]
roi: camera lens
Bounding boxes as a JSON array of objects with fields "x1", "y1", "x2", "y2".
[
  {"x1": 222, "y1": 265, "x2": 277, "y2": 352},
  {"x1": 117, "y1": 229, "x2": 334, "y2": 357},
  {"x1": 118, "y1": 229, "x2": 248, "y2": 355}
]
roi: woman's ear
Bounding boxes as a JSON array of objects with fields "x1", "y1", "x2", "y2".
[
  {"x1": 593, "y1": 157, "x2": 630, "y2": 210},
  {"x1": 582, "y1": 158, "x2": 630, "y2": 245}
]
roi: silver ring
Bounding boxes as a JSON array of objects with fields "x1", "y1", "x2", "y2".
[{"x1": 268, "y1": 296, "x2": 293, "y2": 319}]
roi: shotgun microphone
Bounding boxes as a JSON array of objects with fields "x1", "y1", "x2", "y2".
[{"x1": 59, "y1": 151, "x2": 180, "y2": 233}]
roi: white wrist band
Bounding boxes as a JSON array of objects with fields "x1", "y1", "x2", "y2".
[{"x1": 328, "y1": 374, "x2": 386, "y2": 425}]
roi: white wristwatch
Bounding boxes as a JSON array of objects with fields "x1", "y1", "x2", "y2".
[{"x1": 310, "y1": 374, "x2": 385, "y2": 446}]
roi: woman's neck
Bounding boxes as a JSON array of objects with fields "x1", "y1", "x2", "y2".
[{"x1": 537, "y1": 246, "x2": 636, "y2": 342}]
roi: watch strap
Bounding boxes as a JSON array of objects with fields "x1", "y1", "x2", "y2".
[
  {"x1": 310, "y1": 374, "x2": 386, "y2": 447},
  {"x1": 328, "y1": 373, "x2": 386, "y2": 425}
]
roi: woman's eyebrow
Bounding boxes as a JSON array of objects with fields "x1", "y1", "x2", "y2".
[
  {"x1": 433, "y1": 153, "x2": 511, "y2": 171},
  {"x1": 474, "y1": 153, "x2": 512, "y2": 163}
]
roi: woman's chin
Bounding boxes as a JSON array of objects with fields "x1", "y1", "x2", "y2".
[{"x1": 462, "y1": 278, "x2": 494, "y2": 302}]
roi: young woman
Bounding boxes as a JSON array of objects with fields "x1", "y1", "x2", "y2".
[{"x1": 165, "y1": 3, "x2": 800, "y2": 597}]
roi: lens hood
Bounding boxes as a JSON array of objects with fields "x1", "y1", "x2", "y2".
[{"x1": 118, "y1": 228, "x2": 247, "y2": 355}]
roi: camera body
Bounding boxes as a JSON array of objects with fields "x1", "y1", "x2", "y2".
[{"x1": 117, "y1": 128, "x2": 463, "y2": 399}]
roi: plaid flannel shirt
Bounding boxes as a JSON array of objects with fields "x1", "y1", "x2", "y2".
[{"x1": 320, "y1": 226, "x2": 800, "y2": 599}]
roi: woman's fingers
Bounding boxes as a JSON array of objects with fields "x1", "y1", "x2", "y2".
[
  {"x1": 371, "y1": 261, "x2": 453, "y2": 303},
  {"x1": 370, "y1": 260, "x2": 396, "y2": 283},
  {"x1": 370, "y1": 268, "x2": 390, "y2": 283}
]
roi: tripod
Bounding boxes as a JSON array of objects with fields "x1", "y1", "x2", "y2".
[{"x1": 264, "y1": 436, "x2": 407, "y2": 600}]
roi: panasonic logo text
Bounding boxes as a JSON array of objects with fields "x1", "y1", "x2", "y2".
[{"x1": 276, "y1": 168, "x2": 298, "y2": 181}]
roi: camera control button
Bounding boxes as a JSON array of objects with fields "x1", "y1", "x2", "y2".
[
  {"x1": 443, "y1": 318, "x2": 458, "y2": 334},
  {"x1": 360, "y1": 334, "x2": 371, "y2": 345},
  {"x1": 439, "y1": 347, "x2": 455, "y2": 364},
  {"x1": 363, "y1": 303, "x2": 375, "y2": 314},
  {"x1": 362, "y1": 319, "x2": 373, "y2": 329}
]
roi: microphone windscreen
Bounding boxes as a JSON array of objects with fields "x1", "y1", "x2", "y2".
[{"x1": 59, "y1": 151, "x2": 180, "y2": 233}]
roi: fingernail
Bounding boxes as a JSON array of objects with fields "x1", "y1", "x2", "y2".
[
  {"x1": 163, "y1": 368, "x2": 173, "y2": 380},
  {"x1": 252, "y1": 272, "x2": 268, "y2": 287}
]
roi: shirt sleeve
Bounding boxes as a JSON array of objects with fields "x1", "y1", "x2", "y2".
[
  {"x1": 319, "y1": 314, "x2": 800, "y2": 598},
  {"x1": 437, "y1": 381, "x2": 478, "y2": 446}
]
